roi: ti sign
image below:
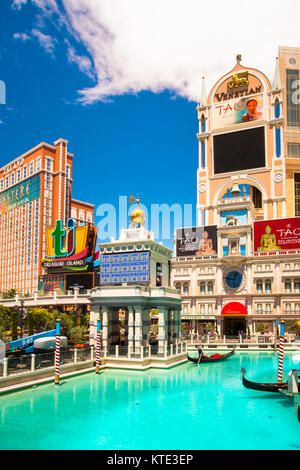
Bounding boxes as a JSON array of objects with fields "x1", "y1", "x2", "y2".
[
  {"x1": 42, "y1": 218, "x2": 96, "y2": 271},
  {"x1": 52, "y1": 219, "x2": 75, "y2": 257}
]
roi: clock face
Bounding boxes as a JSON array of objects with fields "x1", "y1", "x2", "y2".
[{"x1": 225, "y1": 270, "x2": 243, "y2": 289}]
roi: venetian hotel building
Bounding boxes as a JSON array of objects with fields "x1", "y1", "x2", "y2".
[
  {"x1": 171, "y1": 46, "x2": 300, "y2": 336},
  {"x1": 0, "y1": 138, "x2": 94, "y2": 294}
]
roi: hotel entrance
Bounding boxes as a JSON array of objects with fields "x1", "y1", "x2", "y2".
[
  {"x1": 221, "y1": 302, "x2": 248, "y2": 336},
  {"x1": 223, "y1": 317, "x2": 246, "y2": 336}
]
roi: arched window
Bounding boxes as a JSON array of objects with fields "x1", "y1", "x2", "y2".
[
  {"x1": 201, "y1": 114, "x2": 206, "y2": 133},
  {"x1": 200, "y1": 283, "x2": 206, "y2": 295},
  {"x1": 295, "y1": 280, "x2": 300, "y2": 293},
  {"x1": 207, "y1": 283, "x2": 213, "y2": 295},
  {"x1": 257, "y1": 303, "x2": 262, "y2": 313},
  {"x1": 183, "y1": 283, "x2": 189, "y2": 295},
  {"x1": 275, "y1": 99, "x2": 280, "y2": 119},
  {"x1": 265, "y1": 280, "x2": 272, "y2": 294},
  {"x1": 251, "y1": 186, "x2": 262, "y2": 209},
  {"x1": 256, "y1": 281, "x2": 263, "y2": 294},
  {"x1": 285, "y1": 303, "x2": 291, "y2": 313},
  {"x1": 285, "y1": 280, "x2": 291, "y2": 293}
]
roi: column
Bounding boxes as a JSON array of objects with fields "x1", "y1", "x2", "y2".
[
  {"x1": 127, "y1": 306, "x2": 135, "y2": 351},
  {"x1": 102, "y1": 306, "x2": 109, "y2": 348},
  {"x1": 142, "y1": 307, "x2": 150, "y2": 347},
  {"x1": 216, "y1": 318, "x2": 222, "y2": 336},
  {"x1": 89, "y1": 305, "x2": 99, "y2": 346},
  {"x1": 158, "y1": 305, "x2": 168, "y2": 355},
  {"x1": 124, "y1": 308, "x2": 129, "y2": 345},
  {"x1": 169, "y1": 309, "x2": 175, "y2": 344},
  {"x1": 134, "y1": 306, "x2": 143, "y2": 356},
  {"x1": 173, "y1": 307, "x2": 181, "y2": 344}
]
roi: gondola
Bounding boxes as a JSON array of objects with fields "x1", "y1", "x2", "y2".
[
  {"x1": 241, "y1": 368, "x2": 289, "y2": 392},
  {"x1": 187, "y1": 347, "x2": 235, "y2": 364}
]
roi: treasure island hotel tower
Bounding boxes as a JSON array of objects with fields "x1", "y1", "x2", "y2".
[
  {"x1": 171, "y1": 46, "x2": 300, "y2": 337},
  {"x1": 0, "y1": 139, "x2": 94, "y2": 294}
]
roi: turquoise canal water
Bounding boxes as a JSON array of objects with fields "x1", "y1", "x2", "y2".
[{"x1": 0, "y1": 351, "x2": 300, "y2": 450}]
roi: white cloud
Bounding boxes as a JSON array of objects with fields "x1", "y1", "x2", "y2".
[
  {"x1": 65, "y1": 39, "x2": 95, "y2": 80},
  {"x1": 11, "y1": 0, "x2": 300, "y2": 104},
  {"x1": 31, "y1": 28, "x2": 57, "y2": 56},
  {"x1": 11, "y1": 0, "x2": 27, "y2": 10},
  {"x1": 13, "y1": 32, "x2": 30, "y2": 41}
]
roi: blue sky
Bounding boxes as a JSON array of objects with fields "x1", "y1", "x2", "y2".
[
  {"x1": 0, "y1": 1, "x2": 200, "y2": 250},
  {"x1": 1, "y1": 0, "x2": 300, "y2": 250}
]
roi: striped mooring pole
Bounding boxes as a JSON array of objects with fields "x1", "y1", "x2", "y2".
[
  {"x1": 274, "y1": 319, "x2": 278, "y2": 351},
  {"x1": 95, "y1": 318, "x2": 101, "y2": 374},
  {"x1": 55, "y1": 319, "x2": 61, "y2": 385},
  {"x1": 277, "y1": 321, "x2": 285, "y2": 383}
]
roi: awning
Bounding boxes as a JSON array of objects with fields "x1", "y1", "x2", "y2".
[
  {"x1": 221, "y1": 302, "x2": 248, "y2": 316},
  {"x1": 181, "y1": 315, "x2": 215, "y2": 320}
]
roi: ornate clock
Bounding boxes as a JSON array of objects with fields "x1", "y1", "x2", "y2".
[{"x1": 223, "y1": 266, "x2": 246, "y2": 293}]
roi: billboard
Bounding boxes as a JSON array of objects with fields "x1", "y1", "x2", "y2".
[
  {"x1": 254, "y1": 218, "x2": 300, "y2": 252},
  {"x1": 100, "y1": 251, "x2": 150, "y2": 285},
  {"x1": 213, "y1": 126, "x2": 265, "y2": 174},
  {"x1": 38, "y1": 275, "x2": 65, "y2": 296},
  {"x1": 213, "y1": 93, "x2": 264, "y2": 129},
  {"x1": 176, "y1": 226, "x2": 217, "y2": 257},
  {"x1": 0, "y1": 174, "x2": 40, "y2": 213}
]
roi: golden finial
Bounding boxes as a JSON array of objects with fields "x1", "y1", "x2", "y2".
[{"x1": 129, "y1": 194, "x2": 145, "y2": 227}]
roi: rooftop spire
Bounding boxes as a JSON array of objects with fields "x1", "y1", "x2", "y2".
[
  {"x1": 274, "y1": 56, "x2": 281, "y2": 89},
  {"x1": 200, "y1": 76, "x2": 207, "y2": 106}
]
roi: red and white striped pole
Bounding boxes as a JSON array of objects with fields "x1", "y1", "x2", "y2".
[
  {"x1": 277, "y1": 321, "x2": 285, "y2": 384},
  {"x1": 95, "y1": 318, "x2": 101, "y2": 374},
  {"x1": 55, "y1": 319, "x2": 61, "y2": 385}
]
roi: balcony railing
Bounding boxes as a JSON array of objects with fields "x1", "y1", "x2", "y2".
[
  {"x1": 102, "y1": 343, "x2": 187, "y2": 359},
  {"x1": 181, "y1": 333, "x2": 297, "y2": 344}
]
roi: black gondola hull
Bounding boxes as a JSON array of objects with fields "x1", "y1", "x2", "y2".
[
  {"x1": 187, "y1": 348, "x2": 235, "y2": 363},
  {"x1": 241, "y1": 368, "x2": 288, "y2": 392}
]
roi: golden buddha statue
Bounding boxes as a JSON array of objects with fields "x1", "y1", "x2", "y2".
[{"x1": 257, "y1": 225, "x2": 281, "y2": 252}]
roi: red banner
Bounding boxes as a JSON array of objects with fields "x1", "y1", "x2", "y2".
[{"x1": 253, "y1": 218, "x2": 300, "y2": 253}]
